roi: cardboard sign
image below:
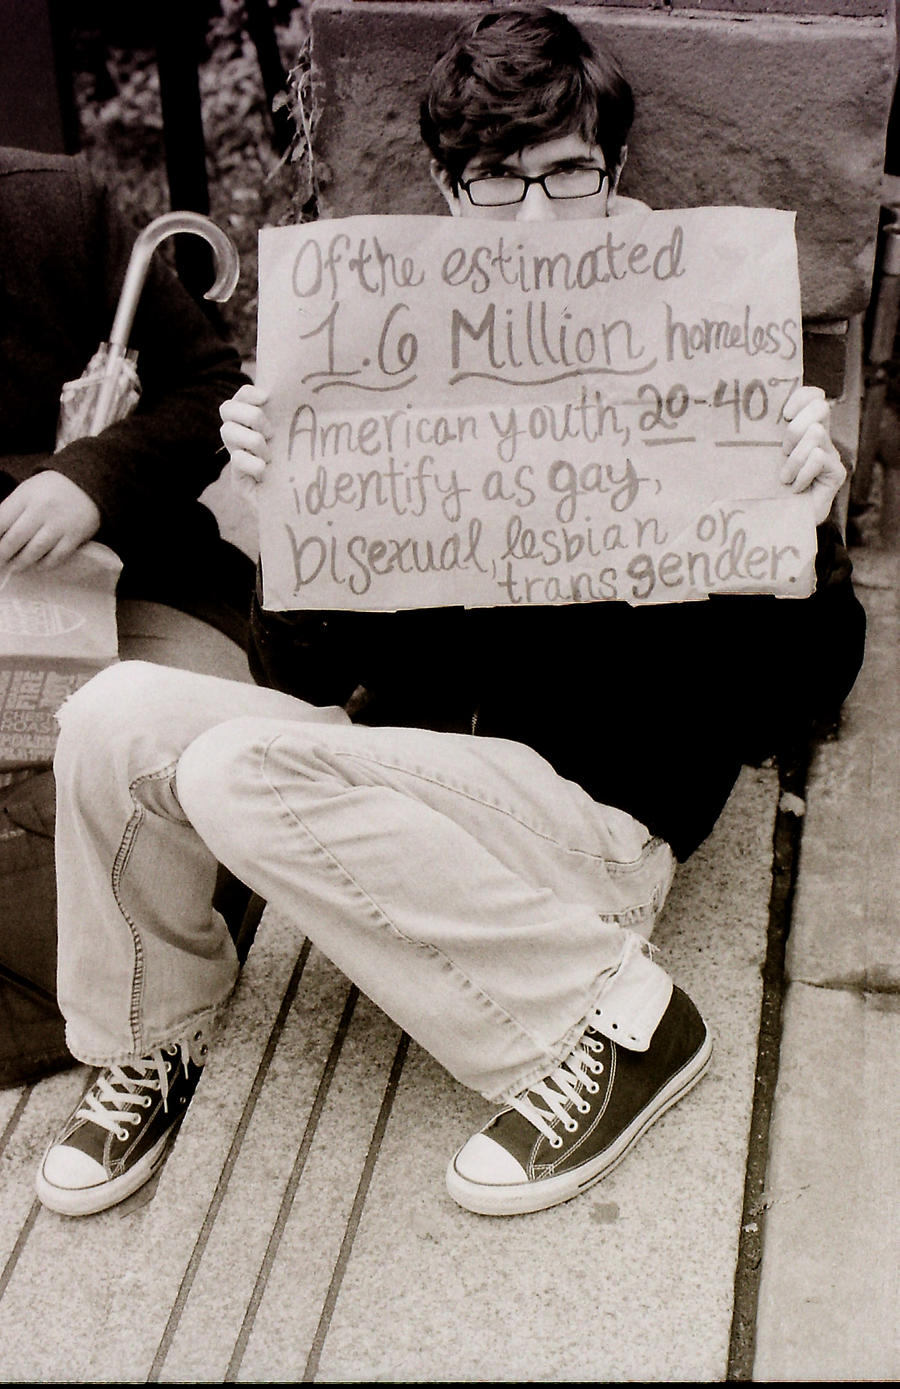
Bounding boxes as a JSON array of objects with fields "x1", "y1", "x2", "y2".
[
  {"x1": 256, "y1": 208, "x2": 817, "y2": 612},
  {"x1": 0, "y1": 542, "x2": 121, "y2": 768}
]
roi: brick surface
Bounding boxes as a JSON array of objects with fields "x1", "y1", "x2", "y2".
[
  {"x1": 670, "y1": 0, "x2": 888, "y2": 13},
  {"x1": 355, "y1": 1, "x2": 891, "y2": 9},
  {"x1": 309, "y1": 1, "x2": 895, "y2": 317}
]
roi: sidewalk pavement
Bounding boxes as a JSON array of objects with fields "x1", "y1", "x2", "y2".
[
  {"x1": 0, "y1": 545, "x2": 896, "y2": 1383},
  {"x1": 754, "y1": 544, "x2": 900, "y2": 1382}
]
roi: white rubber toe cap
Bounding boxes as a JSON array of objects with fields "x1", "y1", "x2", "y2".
[
  {"x1": 40, "y1": 1145, "x2": 106, "y2": 1191},
  {"x1": 452, "y1": 1133, "x2": 529, "y2": 1185}
]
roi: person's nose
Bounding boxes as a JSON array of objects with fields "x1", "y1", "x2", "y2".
[{"x1": 514, "y1": 180, "x2": 557, "y2": 222}]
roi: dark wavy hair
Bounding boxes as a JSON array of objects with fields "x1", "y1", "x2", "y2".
[{"x1": 419, "y1": 6, "x2": 634, "y2": 185}]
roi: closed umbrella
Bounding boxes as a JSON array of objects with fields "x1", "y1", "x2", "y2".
[{"x1": 55, "y1": 209, "x2": 240, "y2": 448}]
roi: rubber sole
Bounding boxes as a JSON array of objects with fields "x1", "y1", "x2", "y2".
[
  {"x1": 35, "y1": 1129, "x2": 173, "y2": 1218},
  {"x1": 446, "y1": 1028, "x2": 713, "y2": 1217}
]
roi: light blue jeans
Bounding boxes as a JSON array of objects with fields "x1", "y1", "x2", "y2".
[{"x1": 54, "y1": 661, "x2": 677, "y2": 1103}]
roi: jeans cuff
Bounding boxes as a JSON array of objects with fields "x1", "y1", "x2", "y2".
[{"x1": 63, "y1": 1001, "x2": 225, "y2": 1070}]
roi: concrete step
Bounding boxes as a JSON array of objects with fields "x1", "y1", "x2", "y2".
[
  {"x1": 753, "y1": 548, "x2": 900, "y2": 1381},
  {"x1": 0, "y1": 765, "x2": 778, "y2": 1381}
]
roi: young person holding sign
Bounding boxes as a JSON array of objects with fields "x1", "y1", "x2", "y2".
[{"x1": 37, "y1": 7, "x2": 864, "y2": 1218}]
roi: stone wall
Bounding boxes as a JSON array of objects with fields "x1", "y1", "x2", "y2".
[{"x1": 308, "y1": 0, "x2": 897, "y2": 362}]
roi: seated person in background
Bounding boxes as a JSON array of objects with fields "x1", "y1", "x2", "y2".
[
  {"x1": 0, "y1": 148, "x2": 255, "y2": 1091},
  {"x1": 0, "y1": 146, "x2": 254, "y2": 651},
  {"x1": 35, "y1": 7, "x2": 865, "y2": 1221}
]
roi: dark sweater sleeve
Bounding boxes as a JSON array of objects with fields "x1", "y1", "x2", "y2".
[
  {"x1": 471, "y1": 519, "x2": 866, "y2": 861},
  {"x1": 0, "y1": 155, "x2": 247, "y2": 554}
]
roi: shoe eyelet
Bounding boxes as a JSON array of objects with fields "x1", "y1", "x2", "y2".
[
  {"x1": 115, "y1": 1126, "x2": 129, "y2": 1141},
  {"x1": 563, "y1": 1117, "x2": 579, "y2": 1133},
  {"x1": 550, "y1": 1134, "x2": 564, "y2": 1149},
  {"x1": 584, "y1": 1080, "x2": 600, "y2": 1095},
  {"x1": 575, "y1": 1099, "x2": 591, "y2": 1114}
]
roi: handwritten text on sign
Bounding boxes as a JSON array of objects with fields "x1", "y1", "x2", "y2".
[{"x1": 256, "y1": 208, "x2": 816, "y2": 611}]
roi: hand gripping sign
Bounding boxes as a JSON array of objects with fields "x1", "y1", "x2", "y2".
[{"x1": 255, "y1": 207, "x2": 817, "y2": 612}]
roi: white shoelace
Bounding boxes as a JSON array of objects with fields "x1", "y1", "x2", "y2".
[
  {"x1": 509, "y1": 1033, "x2": 606, "y2": 1149},
  {"x1": 76, "y1": 1043, "x2": 192, "y2": 1143},
  {"x1": 508, "y1": 935, "x2": 659, "y2": 1146}
]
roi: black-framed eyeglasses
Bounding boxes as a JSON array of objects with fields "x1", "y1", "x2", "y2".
[{"x1": 458, "y1": 167, "x2": 608, "y2": 208}]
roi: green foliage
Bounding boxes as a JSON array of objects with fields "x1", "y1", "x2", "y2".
[{"x1": 72, "y1": 0, "x2": 313, "y2": 360}]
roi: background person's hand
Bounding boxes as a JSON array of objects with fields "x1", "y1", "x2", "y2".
[
  {"x1": 219, "y1": 383, "x2": 271, "y2": 510},
  {"x1": 780, "y1": 385, "x2": 846, "y2": 526},
  {"x1": 0, "y1": 471, "x2": 101, "y2": 572}
]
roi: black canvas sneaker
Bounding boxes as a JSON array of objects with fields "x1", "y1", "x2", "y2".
[
  {"x1": 36, "y1": 1036, "x2": 208, "y2": 1217},
  {"x1": 446, "y1": 986, "x2": 711, "y2": 1216}
]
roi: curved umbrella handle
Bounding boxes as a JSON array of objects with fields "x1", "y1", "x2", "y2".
[{"x1": 108, "y1": 211, "x2": 241, "y2": 354}]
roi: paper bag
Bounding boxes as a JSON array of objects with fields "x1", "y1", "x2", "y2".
[{"x1": 0, "y1": 542, "x2": 121, "y2": 769}]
